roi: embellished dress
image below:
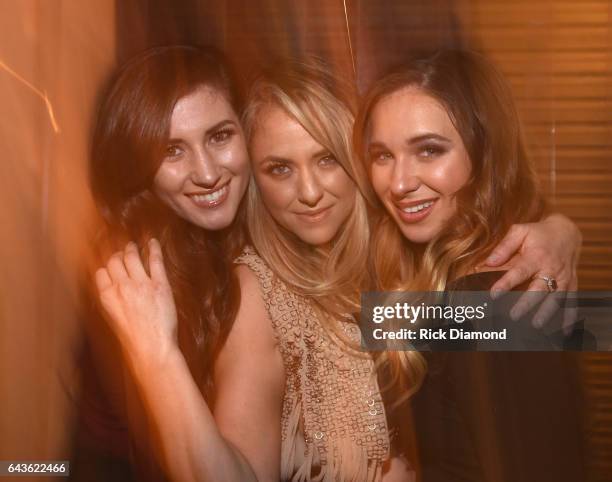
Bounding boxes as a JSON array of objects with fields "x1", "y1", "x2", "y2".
[{"x1": 235, "y1": 247, "x2": 391, "y2": 482}]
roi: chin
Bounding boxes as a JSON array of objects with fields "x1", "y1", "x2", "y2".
[
  {"x1": 399, "y1": 226, "x2": 437, "y2": 244},
  {"x1": 190, "y1": 209, "x2": 237, "y2": 231},
  {"x1": 296, "y1": 230, "x2": 336, "y2": 247}
]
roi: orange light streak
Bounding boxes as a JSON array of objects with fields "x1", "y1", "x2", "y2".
[{"x1": 0, "y1": 58, "x2": 61, "y2": 133}]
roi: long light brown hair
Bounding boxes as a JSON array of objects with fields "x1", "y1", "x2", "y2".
[{"x1": 355, "y1": 49, "x2": 545, "y2": 292}]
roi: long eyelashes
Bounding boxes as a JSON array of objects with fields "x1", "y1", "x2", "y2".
[
  {"x1": 265, "y1": 162, "x2": 291, "y2": 176},
  {"x1": 210, "y1": 128, "x2": 235, "y2": 144},
  {"x1": 419, "y1": 144, "x2": 446, "y2": 158}
]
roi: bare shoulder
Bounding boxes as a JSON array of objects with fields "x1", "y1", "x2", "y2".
[
  {"x1": 229, "y1": 264, "x2": 277, "y2": 346},
  {"x1": 215, "y1": 264, "x2": 280, "y2": 375},
  {"x1": 235, "y1": 263, "x2": 267, "y2": 306}
]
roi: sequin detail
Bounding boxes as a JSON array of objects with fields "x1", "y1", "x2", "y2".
[{"x1": 235, "y1": 247, "x2": 390, "y2": 481}]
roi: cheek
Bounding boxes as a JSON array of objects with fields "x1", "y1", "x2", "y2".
[
  {"x1": 323, "y1": 168, "x2": 356, "y2": 199},
  {"x1": 429, "y1": 157, "x2": 471, "y2": 195},
  {"x1": 253, "y1": 173, "x2": 295, "y2": 213},
  {"x1": 370, "y1": 165, "x2": 389, "y2": 200},
  {"x1": 153, "y1": 164, "x2": 184, "y2": 198},
  {"x1": 223, "y1": 141, "x2": 250, "y2": 175}
]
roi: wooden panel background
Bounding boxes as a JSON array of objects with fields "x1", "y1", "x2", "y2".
[
  {"x1": 455, "y1": 2, "x2": 612, "y2": 481},
  {"x1": 455, "y1": 1, "x2": 612, "y2": 292}
]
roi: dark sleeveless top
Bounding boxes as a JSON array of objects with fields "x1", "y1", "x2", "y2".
[{"x1": 382, "y1": 271, "x2": 587, "y2": 482}]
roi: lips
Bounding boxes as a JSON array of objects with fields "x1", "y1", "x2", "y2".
[
  {"x1": 295, "y1": 205, "x2": 333, "y2": 223},
  {"x1": 394, "y1": 198, "x2": 437, "y2": 223},
  {"x1": 186, "y1": 183, "x2": 230, "y2": 208}
]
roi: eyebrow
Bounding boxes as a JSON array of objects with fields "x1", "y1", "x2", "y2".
[
  {"x1": 368, "y1": 133, "x2": 451, "y2": 151},
  {"x1": 310, "y1": 148, "x2": 332, "y2": 160},
  {"x1": 406, "y1": 133, "x2": 452, "y2": 145},
  {"x1": 167, "y1": 119, "x2": 236, "y2": 144},
  {"x1": 259, "y1": 148, "x2": 331, "y2": 165},
  {"x1": 259, "y1": 155, "x2": 292, "y2": 165}
]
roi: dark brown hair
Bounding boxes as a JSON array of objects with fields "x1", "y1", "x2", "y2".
[
  {"x1": 354, "y1": 49, "x2": 545, "y2": 290},
  {"x1": 90, "y1": 45, "x2": 245, "y2": 397}
]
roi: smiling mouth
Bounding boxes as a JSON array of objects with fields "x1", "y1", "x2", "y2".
[
  {"x1": 186, "y1": 183, "x2": 230, "y2": 208},
  {"x1": 394, "y1": 198, "x2": 437, "y2": 223},
  {"x1": 295, "y1": 205, "x2": 333, "y2": 222}
]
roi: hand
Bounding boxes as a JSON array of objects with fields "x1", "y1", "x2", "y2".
[
  {"x1": 483, "y1": 214, "x2": 581, "y2": 331},
  {"x1": 95, "y1": 239, "x2": 179, "y2": 363}
]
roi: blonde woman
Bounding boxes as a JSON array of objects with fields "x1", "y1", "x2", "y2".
[
  {"x1": 95, "y1": 54, "x2": 582, "y2": 482},
  {"x1": 354, "y1": 49, "x2": 585, "y2": 481},
  {"x1": 236, "y1": 59, "x2": 425, "y2": 481}
]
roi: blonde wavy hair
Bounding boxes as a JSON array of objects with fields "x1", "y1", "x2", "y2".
[
  {"x1": 242, "y1": 57, "x2": 427, "y2": 399},
  {"x1": 354, "y1": 50, "x2": 546, "y2": 293}
]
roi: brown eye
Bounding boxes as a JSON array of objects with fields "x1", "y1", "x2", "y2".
[
  {"x1": 210, "y1": 129, "x2": 234, "y2": 144},
  {"x1": 370, "y1": 151, "x2": 392, "y2": 164},
  {"x1": 319, "y1": 154, "x2": 337, "y2": 167},
  {"x1": 420, "y1": 145, "x2": 445, "y2": 158},
  {"x1": 165, "y1": 145, "x2": 183, "y2": 159}
]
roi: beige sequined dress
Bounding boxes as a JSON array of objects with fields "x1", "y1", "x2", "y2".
[{"x1": 235, "y1": 247, "x2": 391, "y2": 482}]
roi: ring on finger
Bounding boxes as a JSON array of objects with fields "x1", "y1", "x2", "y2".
[{"x1": 534, "y1": 275, "x2": 558, "y2": 293}]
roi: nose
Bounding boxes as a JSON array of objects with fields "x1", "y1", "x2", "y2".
[
  {"x1": 390, "y1": 156, "x2": 420, "y2": 199},
  {"x1": 190, "y1": 148, "x2": 221, "y2": 188},
  {"x1": 297, "y1": 168, "x2": 324, "y2": 207}
]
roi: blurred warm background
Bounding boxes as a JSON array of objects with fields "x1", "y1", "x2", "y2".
[
  {"x1": 0, "y1": 0, "x2": 115, "y2": 477},
  {"x1": 0, "y1": 1, "x2": 610, "y2": 480}
]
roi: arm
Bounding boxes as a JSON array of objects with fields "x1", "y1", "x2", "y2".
[
  {"x1": 213, "y1": 265, "x2": 285, "y2": 480},
  {"x1": 482, "y1": 213, "x2": 582, "y2": 328},
  {"x1": 95, "y1": 240, "x2": 283, "y2": 482}
]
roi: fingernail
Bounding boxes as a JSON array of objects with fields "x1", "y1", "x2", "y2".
[
  {"x1": 487, "y1": 254, "x2": 499, "y2": 264},
  {"x1": 532, "y1": 316, "x2": 543, "y2": 328},
  {"x1": 491, "y1": 289, "x2": 503, "y2": 300},
  {"x1": 510, "y1": 307, "x2": 520, "y2": 320}
]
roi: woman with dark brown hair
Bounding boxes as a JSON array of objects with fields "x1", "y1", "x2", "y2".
[
  {"x1": 89, "y1": 45, "x2": 248, "y2": 400},
  {"x1": 80, "y1": 45, "x2": 269, "y2": 481}
]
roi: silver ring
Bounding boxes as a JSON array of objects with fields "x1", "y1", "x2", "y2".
[{"x1": 536, "y1": 275, "x2": 557, "y2": 293}]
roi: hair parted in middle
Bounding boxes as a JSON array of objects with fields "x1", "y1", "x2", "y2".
[
  {"x1": 354, "y1": 49, "x2": 546, "y2": 292},
  {"x1": 242, "y1": 57, "x2": 376, "y2": 317},
  {"x1": 242, "y1": 57, "x2": 427, "y2": 400}
]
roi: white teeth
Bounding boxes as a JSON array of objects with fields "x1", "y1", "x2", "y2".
[
  {"x1": 402, "y1": 200, "x2": 434, "y2": 213},
  {"x1": 191, "y1": 185, "x2": 227, "y2": 204}
]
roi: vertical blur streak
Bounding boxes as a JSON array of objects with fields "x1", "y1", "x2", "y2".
[
  {"x1": 341, "y1": 0, "x2": 356, "y2": 76},
  {"x1": 0, "y1": 0, "x2": 115, "y2": 466}
]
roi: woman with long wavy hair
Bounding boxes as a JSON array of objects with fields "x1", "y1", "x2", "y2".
[
  {"x1": 354, "y1": 49, "x2": 585, "y2": 481},
  {"x1": 82, "y1": 45, "x2": 264, "y2": 481}
]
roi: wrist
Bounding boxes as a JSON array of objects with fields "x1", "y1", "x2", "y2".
[
  {"x1": 545, "y1": 213, "x2": 582, "y2": 247},
  {"x1": 123, "y1": 339, "x2": 185, "y2": 379}
]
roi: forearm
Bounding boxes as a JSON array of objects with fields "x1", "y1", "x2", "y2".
[{"x1": 123, "y1": 347, "x2": 258, "y2": 482}]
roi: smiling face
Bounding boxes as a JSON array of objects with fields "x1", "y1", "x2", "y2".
[
  {"x1": 249, "y1": 105, "x2": 356, "y2": 246},
  {"x1": 152, "y1": 86, "x2": 250, "y2": 230},
  {"x1": 368, "y1": 87, "x2": 472, "y2": 244}
]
